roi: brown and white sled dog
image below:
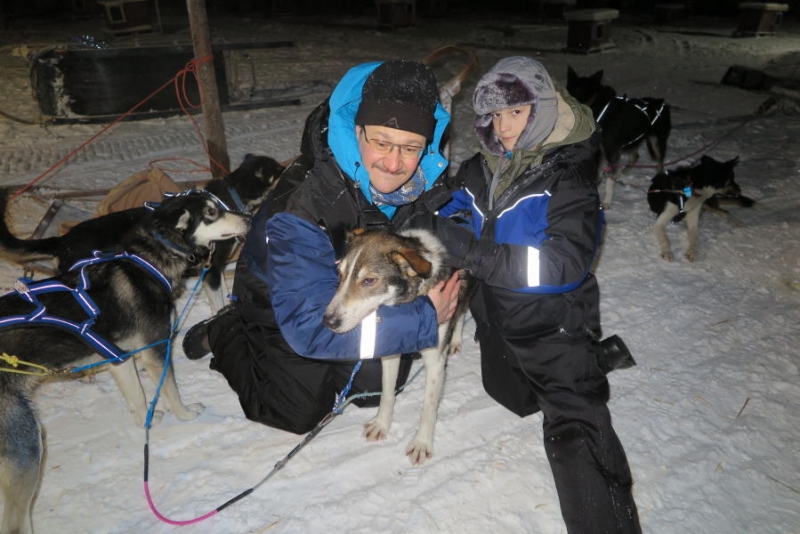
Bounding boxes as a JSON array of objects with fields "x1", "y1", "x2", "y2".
[
  {"x1": 0, "y1": 191, "x2": 249, "y2": 534},
  {"x1": 323, "y1": 228, "x2": 470, "y2": 465}
]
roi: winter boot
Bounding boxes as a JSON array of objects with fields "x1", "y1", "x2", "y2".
[
  {"x1": 182, "y1": 307, "x2": 231, "y2": 360},
  {"x1": 598, "y1": 335, "x2": 636, "y2": 374}
]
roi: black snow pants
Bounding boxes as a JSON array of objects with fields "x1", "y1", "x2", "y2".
[
  {"x1": 206, "y1": 304, "x2": 412, "y2": 435},
  {"x1": 472, "y1": 278, "x2": 642, "y2": 534}
]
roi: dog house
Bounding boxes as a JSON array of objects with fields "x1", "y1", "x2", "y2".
[
  {"x1": 654, "y1": 3, "x2": 686, "y2": 24},
  {"x1": 375, "y1": 0, "x2": 417, "y2": 30},
  {"x1": 564, "y1": 8, "x2": 619, "y2": 54},
  {"x1": 734, "y1": 3, "x2": 789, "y2": 37},
  {"x1": 97, "y1": 0, "x2": 153, "y2": 36}
]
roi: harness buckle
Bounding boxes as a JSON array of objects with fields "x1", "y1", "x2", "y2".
[
  {"x1": 203, "y1": 242, "x2": 216, "y2": 269},
  {"x1": 14, "y1": 279, "x2": 31, "y2": 293}
]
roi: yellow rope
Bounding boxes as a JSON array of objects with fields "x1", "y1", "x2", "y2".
[{"x1": 0, "y1": 352, "x2": 52, "y2": 376}]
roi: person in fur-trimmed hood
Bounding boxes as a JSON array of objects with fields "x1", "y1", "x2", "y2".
[{"x1": 429, "y1": 56, "x2": 642, "y2": 532}]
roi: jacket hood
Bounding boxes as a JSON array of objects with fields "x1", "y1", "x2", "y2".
[
  {"x1": 327, "y1": 61, "x2": 451, "y2": 216},
  {"x1": 479, "y1": 82, "x2": 596, "y2": 206},
  {"x1": 473, "y1": 56, "x2": 560, "y2": 156},
  {"x1": 482, "y1": 83, "x2": 596, "y2": 169}
]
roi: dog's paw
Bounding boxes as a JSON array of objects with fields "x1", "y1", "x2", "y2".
[
  {"x1": 148, "y1": 410, "x2": 165, "y2": 426},
  {"x1": 172, "y1": 402, "x2": 205, "y2": 421},
  {"x1": 684, "y1": 250, "x2": 697, "y2": 262},
  {"x1": 660, "y1": 251, "x2": 674, "y2": 262},
  {"x1": 406, "y1": 439, "x2": 433, "y2": 465},
  {"x1": 364, "y1": 420, "x2": 390, "y2": 442},
  {"x1": 443, "y1": 340, "x2": 462, "y2": 357}
]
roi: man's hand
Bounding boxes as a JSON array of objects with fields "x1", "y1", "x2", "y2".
[{"x1": 427, "y1": 271, "x2": 462, "y2": 324}]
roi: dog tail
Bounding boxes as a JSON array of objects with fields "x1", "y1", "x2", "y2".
[{"x1": 0, "y1": 188, "x2": 63, "y2": 264}]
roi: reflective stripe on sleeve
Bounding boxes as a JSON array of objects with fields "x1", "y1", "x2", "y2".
[
  {"x1": 359, "y1": 310, "x2": 377, "y2": 359},
  {"x1": 527, "y1": 246, "x2": 540, "y2": 287}
]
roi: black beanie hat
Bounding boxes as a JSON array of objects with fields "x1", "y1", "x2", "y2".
[{"x1": 355, "y1": 60, "x2": 438, "y2": 140}]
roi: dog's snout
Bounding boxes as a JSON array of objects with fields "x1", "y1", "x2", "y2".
[{"x1": 323, "y1": 312, "x2": 340, "y2": 331}]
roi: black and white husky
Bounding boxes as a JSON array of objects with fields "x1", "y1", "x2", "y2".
[
  {"x1": 323, "y1": 228, "x2": 470, "y2": 465},
  {"x1": 0, "y1": 191, "x2": 250, "y2": 534},
  {"x1": 0, "y1": 154, "x2": 283, "y2": 311},
  {"x1": 567, "y1": 67, "x2": 672, "y2": 209},
  {"x1": 648, "y1": 155, "x2": 748, "y2": 261}
]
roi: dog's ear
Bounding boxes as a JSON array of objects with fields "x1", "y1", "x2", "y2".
[
  {"x1": 567, "y1": 66, "x2": 577, "y2": 83},
  {"x1": 390, "y1": 248, "x2": 432, "y2": 278},
  {"x1": 590, "y1": 70, "x2": 604, "y2": 84},
  {"x1": 727, "y1": 156, "x2": 740, "y2": 167},
  {"x1": 175, "y1": 209, "x2": 192, "y2": 231},
  {"x1": 345, "y1": 228, "x2": 367, "y2": 247}
]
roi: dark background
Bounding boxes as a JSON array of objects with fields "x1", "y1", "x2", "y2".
[{"x1": 3, "y1": 0, "x2": 799, "y2": 23}]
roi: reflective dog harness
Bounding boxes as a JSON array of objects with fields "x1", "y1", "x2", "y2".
[
  {"x1": 0, "y1": 251, "x2": 172, "y2": 362},
  {"x1": 596, "y1": 95, "x2": 668, "y2": 148}
]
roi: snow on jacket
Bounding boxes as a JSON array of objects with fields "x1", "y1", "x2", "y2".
[{"x1": 234, "y1": 62, "x2": 452, "y2": 361}]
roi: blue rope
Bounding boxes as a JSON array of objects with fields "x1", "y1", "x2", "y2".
[
  {"x1": 143, "y1": 267, "x2": 209, "y2": 429},
  {"x1": 331, "y1": 358, "x2": 426, "y2": 414},
  {"x1": 332, "y1": 360, "x2": 362, "y2": 414}
]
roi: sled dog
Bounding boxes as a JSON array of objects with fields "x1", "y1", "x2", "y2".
[
  {"x1": 0, "y1": 154, "x2": 283, "y2": 311},
  {"x1": 0, "y1": 191, "x2": 250, "y2": 534},
  {"x1": 648, "y1": 155, "x2": 748, "y2": 261},
  {"x1": 567, "y1": 67, "x2": 672, "y2": 209},
  {"x1": 323, "y1": 228, "x2": 470, "y2": 465}
]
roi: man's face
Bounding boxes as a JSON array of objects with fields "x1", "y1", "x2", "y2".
[{"x1": 357, "y1": 125, "x2": 426, "y2": 194}]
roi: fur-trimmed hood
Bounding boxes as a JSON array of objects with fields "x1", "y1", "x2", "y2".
[{"x1": 473, "y1": 56, "x2": 595, "y2": 158}]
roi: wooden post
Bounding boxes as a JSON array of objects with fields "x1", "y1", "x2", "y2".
[{"x1": 186, "y1": 0, "x2": 230, "y2": 178}]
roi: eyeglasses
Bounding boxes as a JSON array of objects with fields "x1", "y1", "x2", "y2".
[{"x1": 360, "y1": 128, "x2": 424, "y2": 159}]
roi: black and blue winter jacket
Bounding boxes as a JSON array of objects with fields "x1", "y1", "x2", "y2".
[
  {"x1": 439, "y1": 84, "x2": 603, "y2": 296},
  {"x1": 233, "y1": 62, "x2": 452, "y2": 361}
]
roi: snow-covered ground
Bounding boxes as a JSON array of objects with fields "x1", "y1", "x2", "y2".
[{"x1": 1, "y1": 10, "x2": 799, "y2": 534}]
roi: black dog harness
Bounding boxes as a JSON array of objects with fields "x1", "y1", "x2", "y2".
[
  {"x1": 0, "y1": 251, "x2": 172, "y2": 363},
  {"x1": 653, "y1": 170, "x2": 695, "y2": 220},
  {"x1": 596, "y1": 95, "x2": 668, "y2": 148}
]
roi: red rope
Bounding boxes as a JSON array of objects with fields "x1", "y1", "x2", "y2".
[{"x1": 12, "y1": 54, "x2": 229, "y2": 200}]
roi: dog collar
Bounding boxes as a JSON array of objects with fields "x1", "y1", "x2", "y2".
[
  {"x1": 149, "y1": 231, "x2": 200, "y2": 262},
  {"x1": 226, "y1": 185, "x2": 246, "y2": 212}
]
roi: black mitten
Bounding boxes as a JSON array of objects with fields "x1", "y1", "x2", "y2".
[{"x1": 402, "y1": 212, "x2": 477, "y2": 269}]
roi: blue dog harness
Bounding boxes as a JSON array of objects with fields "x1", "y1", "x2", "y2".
[{"x1": 0, "y1": 251, "x2": 172, "y2": 363}]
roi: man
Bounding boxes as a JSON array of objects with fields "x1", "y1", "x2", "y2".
[{"x1": 183, "y1": 60, "x2": 461, "y2": 434}]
